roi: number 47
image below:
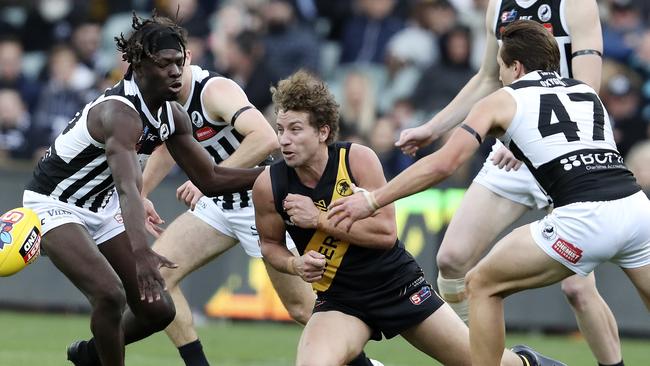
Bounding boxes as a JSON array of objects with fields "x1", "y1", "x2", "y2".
[{"x1": 538, "y1": 92, "x2": 605, "y2": 142}]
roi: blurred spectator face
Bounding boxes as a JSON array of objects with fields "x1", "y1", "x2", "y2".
[
  {"x1": 604, "y1": 74, "x2": 639, "y2": 119},
  {"x1": 358, "y1": 0, "x2": 396, "y2": 20},
  {"x1": 369, "y1": 117, "x2": 397, "y2": 153},
  {"x1": 447, "y1": 30, "x2": 470, "y2": 65},
  {"x1": 425, "y1": 1, "x2": 457, "y2": 35},
  {"x1": 49, "y1": 46, "x2": 78, "y2": 84},
  {"x1": 0, "y1": 89, "x2": 26, "y2": 129},
  {"x1": 72, "y1": 23, "x2": 101, "y2": 62},
  {"x1": 608, "y1": 0, "x2": 641, "y2": 30},
  {"x1": 0, "y1": 40, "x2": 23, "y2": 81},
  {"x1": 264, "y1": 0, "x2": 295, "y2": 31},
  {"x1": 344, "y1": 72, "x2": 371, "y2": 108}
]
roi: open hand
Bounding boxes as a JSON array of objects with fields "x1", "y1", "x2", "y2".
[
  {"x1": 133, "y1": 248, "x2": 178, "y2": 303},
  {"x1": 491, "y1": 146, "x2": 522, "y2": 171},
  {"x1": 327, "y1": 185, "x2": 376, "y2": 232},
  {"x1": 176, "y1": 180, "x2": 204, "y2": 210},
  {"x1": 142, "y1": 197, "x2": 165, "y2": 238},
  {"x1": 395, "y1": 124, "x2": 438, "y2": 157}
]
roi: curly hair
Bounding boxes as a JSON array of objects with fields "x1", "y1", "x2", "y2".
[
  {"x1": 271, "y1": 70, "x2": 340, "y2": 144},
  {"x1": 115, "y1": 11, "x2": 187, "y2": 68}
]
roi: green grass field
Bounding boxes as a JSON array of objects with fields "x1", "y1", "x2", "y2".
[{"x1": 0, "y1": 310, "x2": 648, "y2": 365}]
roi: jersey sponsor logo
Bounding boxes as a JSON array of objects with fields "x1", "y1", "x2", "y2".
[
  {"x1": 560, "y1": 152, "x2": 625, "y2": 172},
  {"x1": 250, "y1": 225, "x2": 259, "y2": 236},
  {"x1": 538, "y1": 4, "x2": 552, "y2": 22},
  {"x1": 552, "y1": 238, "x2": 583, "y2": 264},
  {"x1": 410, "y1": 285, "x2": 432, "y2": 305},
  {"x1": 46, "y1": 209, "x2": 72, "y2": 217},
  {"x1": 191, "y1": 111, "x2": 204, "y2": 128},
  {"x1": 501, "y1": 9, "x2": 518, "y2": 23},
  {"x1": 196, "y1": 126, "x2": 217, "y2": 141},
  {"x1": 335, "y1": 179, "x2": 353, "y2": 197},
  {"x1": 19, "y1": 227, "x2": 40, "y2": 263}
]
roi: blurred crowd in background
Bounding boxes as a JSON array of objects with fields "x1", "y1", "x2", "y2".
[{"x1": 1, "y1": 0, "x2": 650, "y2": 192}]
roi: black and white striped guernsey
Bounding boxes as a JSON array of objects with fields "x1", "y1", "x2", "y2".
[
  {"x1": 502, "y1": 71, "x2": 640, "y2": 207},
  {"x1": 494, "y1": 0, "x2": 572, "y2": 78},
  {"x1": 25, "y1": 70, "x2": 176, "y2": 212},
  {"x1": 182, "y1": 65, "x2": 251, "y2": 210}
]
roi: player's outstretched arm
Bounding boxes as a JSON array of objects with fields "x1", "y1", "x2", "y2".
[
  {"x1": 283, "y1": 144, "x2": 397, "y2": 249},
  {"x1": 99, "y1": 101, "x2": 177, "y2": 302},
  {"x1": 203, "y1": 77, "x2": 279, "y2": 168},
  {"x1": 253, "y1": 168, "x2": 326, "y2": 283},
  {"x1": 330, "y1": 91, "x2": 515, "y2": 230},
  {"x1": 396, "y1": 0, "x2": 502, "y2": 155},
  {"x1": 165, "y1": 102, "x2": 263, "y2": 197},
  {"x1": 566, "y1": 0, "x2": 603, "y2": 91}
]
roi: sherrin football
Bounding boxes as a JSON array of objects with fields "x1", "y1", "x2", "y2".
[{"x1": 0, "y1": 207, "x2": 42, "y2": 277}]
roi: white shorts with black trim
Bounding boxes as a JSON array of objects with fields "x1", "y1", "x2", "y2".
[
  {"x1": 473, "y1": 140, "x2": 550, "y2": 210},
  {"x1": 530, "y1": 191, "x2": 650, "y2": 276},
  {"x1": 190, "y1": 195, "x2": 296, "y2": 258},
  {"x1": 23, "y1": 189, "x2": 125, "y2": 245}
]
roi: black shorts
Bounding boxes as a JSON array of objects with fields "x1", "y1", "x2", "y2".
[{"x1": 313, "y1": 275, "x2": 444, "y2": 340}]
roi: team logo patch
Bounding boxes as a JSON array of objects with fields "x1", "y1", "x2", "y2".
[
  {"x1": 114, "y1": 213, "x2": 123, "y2": 224},
  {"x1": 191, "y1": 111, "x2": 204, "y2": 128},
  {"x1": 538, "y1": 4, "x2": 552, "y2": 22},
  {"x1": 336, "y1": 179, "x2": 352, "y2": 196},
  {"x1": 410, "y1": 286, "x2": 432, "y2": 305},
  {"x1": 541, "y1": 221, "x2": 557, "y2": 240},
  {"x1": 196, "y1": 127, "x2": 217, "y2": 141},
  {"x1": 552, "y1": 238, "x2": 583, "y2": 264},
  {"x1": 501, "y1": 9, "x2": 518, "y2": 23}
]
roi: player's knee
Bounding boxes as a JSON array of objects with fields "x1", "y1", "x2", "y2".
[
  {"x1": 465, "y1": 266, "x2": 492, "y2": 298},
  {"x1": 90, "y1": 284, "x2": 127, "y2": 318},
  {"x1": 286, "y1": 303, "x2": 312, "y2": 325},
  {"x1": 134, "y1": 292, "x2": 177, "y2": 331},
  {"x1": 436, "y1": 247, "x2": 472, "y2": 278},
  {"x1": 561, "y1": 277, "x2": 598, "y2": 310}
]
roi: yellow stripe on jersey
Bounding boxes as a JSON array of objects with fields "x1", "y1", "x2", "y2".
[{"x1": 305, "y1": 147, "x2": 354, "y2": 292}]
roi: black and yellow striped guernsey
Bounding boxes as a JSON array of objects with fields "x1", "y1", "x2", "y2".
[{"x1": 270, "y1": 142, "x2": 421, "y2": 298}]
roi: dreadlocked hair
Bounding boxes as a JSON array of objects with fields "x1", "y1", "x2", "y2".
[
  {"x1": 115, "y1": 11, "x2": 187, "y2": 68},
  {"x1": 271, "y1": 70, "x2": 340, "y2": 145}
]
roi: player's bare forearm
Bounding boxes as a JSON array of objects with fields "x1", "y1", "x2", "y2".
[
  {"x1": 141, "y1": 144, "x2": 176, "y2": 197},
  {"x1": 260, "y1": 240, "x2": 296, "y2": 275},
  {"x1": 317, "y1": 210, "x2": 396, "y2": 249}
]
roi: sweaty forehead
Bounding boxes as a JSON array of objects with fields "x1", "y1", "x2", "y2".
[{"x1": 277, "y1": 110, "x2": 310, "y2": 126}]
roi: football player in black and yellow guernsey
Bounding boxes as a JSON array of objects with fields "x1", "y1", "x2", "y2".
[{"x1": 252, "y1": 70, "x2": 546, "y2": 366}]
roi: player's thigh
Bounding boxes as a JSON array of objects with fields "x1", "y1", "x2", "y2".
[
  {"x1": 438, "y1": 182, "x2": 529, "y2": 268},
  {"x1": 153, "y1": 212, "x2": 237, "y2": 282},
  {"x1": 400, "y1": 303, "x2": 471, "y2": 366},
  {"x1": 467, "y1": 225, "x2": 575, "y2": 298},
  {"x1": 43, "y1": 223, "x2": 122, "y2": 299},
  {"x1": 621, "y1": 264, "x2": 650, "y2": 310},
  {"x1": 297, "y1": 311, "x2": 371, "y2": 365}
]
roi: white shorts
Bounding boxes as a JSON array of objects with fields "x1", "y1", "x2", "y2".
[
  {"x1": 530, "y1": 191, "x2": 650, "y2": 276},
  {"x1": 473, "y1": 140, "x2": 550, "y2": 209},
  {"x1": 23, "y1": 190, "x2": 125, "y2": 245},
  {"x1": 191, "y1": 196, "x2": 296, "y2": 258}
]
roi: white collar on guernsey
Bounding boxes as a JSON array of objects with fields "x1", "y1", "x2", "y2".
[
  {"x1": 512, "y1": 70, "x2": 561, "y2": 83},
  {"x1": 181, "y1": 65, "x2": 199, "y2": 110},
  {"x1": 124, "y1": 74, "x2": 161, "y2": 128},
  {"x1": 514, "y1": 0, "x2": 539, "y2": 9}
]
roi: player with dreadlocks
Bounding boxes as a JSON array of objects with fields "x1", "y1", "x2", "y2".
[{"x1": 22, "y1": 12, "x2": 262, "y2": 366}]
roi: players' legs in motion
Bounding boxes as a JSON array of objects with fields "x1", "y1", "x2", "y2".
[
  {"x1": 466, "y1": 225, "x2": 575, "y2": 366},
  {"x1": 436, "y1": 182, "x2": 529, "y2": 322},
  {"x1": 622, "y1": 264, "x2": 650, "y2": 311},
  {"x1": 152, "y1": 212, "x2": 238, "y2": 364},
  {"x1": 296, "y1": 311, "x2": 372, "y2": 366},
  {"x1": 43, "y1": 224, "x2": 127, "y2": 366},
  {"x1": 560, "y1": 274, "x2": 622, "y2": 365},
  {"x1": 265, "y1": 252, "x2": 316, "y2": 326},
  {"x1": 401, "y1": 302, "x2": 532, "y2": 366}
]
